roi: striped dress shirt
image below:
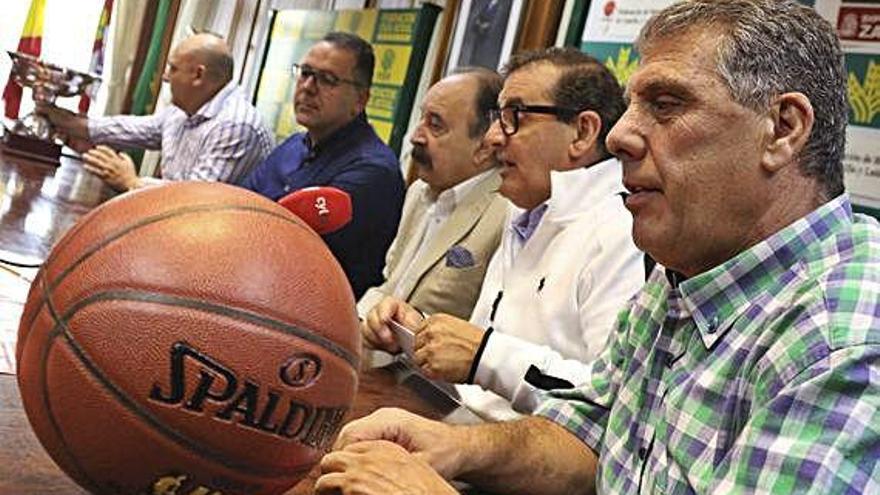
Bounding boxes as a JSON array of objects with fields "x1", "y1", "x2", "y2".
[
  {"x1": 88, "y1": 83, "x2": 273, "y2": 184},
  {"x1": 539, "y1": 194, "x2": 880, "y2": 493}
]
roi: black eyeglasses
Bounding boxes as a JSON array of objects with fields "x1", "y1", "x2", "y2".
[
  {"x1": 291, "y1": 63, "x2": 364, "y2": 89},
  {"x1": 488, "y1": 104, "x2": 584, "y2": 136}
]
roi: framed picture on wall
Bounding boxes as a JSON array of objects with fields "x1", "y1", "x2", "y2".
[{"x1": 446, "y1": 0, "x2": 526, "y2": 72}]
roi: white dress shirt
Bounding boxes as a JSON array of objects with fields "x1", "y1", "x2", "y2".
[{"x1": 460, "y1": 157, "x2": 645, "y2": 420}]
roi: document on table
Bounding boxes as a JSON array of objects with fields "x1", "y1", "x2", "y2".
[{"x1": 0, "y1": 263, "x2": 36, "y2": 375}]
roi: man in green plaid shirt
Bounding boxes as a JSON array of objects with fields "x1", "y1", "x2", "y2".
[{"x1": 313, "y1": 1, "x2": 880, "y2": 494}]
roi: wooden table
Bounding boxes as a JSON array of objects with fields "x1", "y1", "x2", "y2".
[
  {"x1": 0, "y1": 366, "x2": 447, "y2": 495},
  {"x1": 0, "y1": 144, "x2": 109, "y2": 266},
  {"x1": 0, "y1": 145, "x2": 451, "y2": 494},
  {"x1": 0, "y1": 144, "x2": 111, "y2": 374}
]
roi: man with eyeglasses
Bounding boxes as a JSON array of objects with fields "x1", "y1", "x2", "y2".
[
  {"x1": 38, "y1": 33, "x2": 274, "y2": 192},
  {"x1": 240, "y1": 32, "x2": 404, "y2": 299},
  {"x1": 317, "y1": 1, "x2": 880, "y2": 494},
  {"x1": 362, "y1": 48, "x2": 643, "y2": 420}
]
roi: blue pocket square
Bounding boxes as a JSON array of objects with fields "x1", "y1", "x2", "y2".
[{"x1": 445, "y1": 245, "x2": 475, "y2": 268}]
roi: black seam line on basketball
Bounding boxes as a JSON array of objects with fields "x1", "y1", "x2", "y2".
[
  {"x1": 23, "y1": 203, "x2": 311, "y2": 333},
  {"x1": 36, "y1": 274, "x2": 107, "y2": 494},
  {"x1": 69, "y1": 289, "x2": 359, "y2": 370},
  {"x1": 42, "y1": 319, "x2": 318, "y2": 480}
]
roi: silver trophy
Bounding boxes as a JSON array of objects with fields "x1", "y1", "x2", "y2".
[{"x1": 5, "y1": 51, "x2": 100, "y2": 142}]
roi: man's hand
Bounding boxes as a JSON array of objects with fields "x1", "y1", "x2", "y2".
[
  {"x1": 333, "y1": 407, "x2": 468, "y2": 480},
  {"x1": 332, "y1": 409, "x2": 599, "y2": 495},
  {"x1": 35, "y1": 103, "x2": 89, "y2": 140},
  {"x1": 316, "y1": 440, "x2": 458, "y2": 495},
  {"x1": 362, "y1": 296, "x2": 424, "y2": 353},
  {"x1": 413, "y1": 314, "x2": 485, "y2": 383},
  {"x1": 82, "y1": 145, "x2": 140, "y2": 192}
]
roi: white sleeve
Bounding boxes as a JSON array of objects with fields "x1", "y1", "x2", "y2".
[
  {"x1": 88, "y1": 108, "x2": 174, "y2": 150},
  {"x1": 474, "y1": 327, "x2": 608, "y2": 414},
  {"x1": 475, "y1": 204, "x2": 644, "y2": 414}
]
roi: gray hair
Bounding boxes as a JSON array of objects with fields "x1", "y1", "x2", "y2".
[{"x1": 638, "y1": 0, "x2": 848, "y2": 198}]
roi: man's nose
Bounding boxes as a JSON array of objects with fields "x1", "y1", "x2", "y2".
[
  {"x1": 410, "y1": 123, "x2": 427, "y2": 146},
  {"x1": 484, "y1": 120, "x2": 506, "y2": 148},
  {"x1": 297, "y1": 74, "x2": 318, "y2": 93},
  {"x1": 605, "y1": 109, "x2": 645, "y2": 164}
]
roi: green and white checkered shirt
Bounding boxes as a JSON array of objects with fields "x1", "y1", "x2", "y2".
[{"x1": 538, "y1": 194, "x2": 880, "y2": 493}]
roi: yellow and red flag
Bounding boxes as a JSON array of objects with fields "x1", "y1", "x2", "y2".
[
  {"x1": 3, "y1": 0, "x2": 46, "y2": 119},
  {"x1": 79, "y1": 0, "x2": 114, "y2": 114}
]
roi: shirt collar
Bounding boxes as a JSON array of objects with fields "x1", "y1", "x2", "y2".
[
  {"x1": 677, "y1": 194, "x2": 853, "y2": 349},
  {"x1": 306, "y1": 112, "x2": 369, "y2": 156},
  {"x1": 424, "y1": 168, "x2": 496, "y2": 214},
  {"x1": 512, "y1": 203, "x2": 549, "y2": 243},
  {"x1": 545, "y1": 157, "x2": 624, "y2": 224}
]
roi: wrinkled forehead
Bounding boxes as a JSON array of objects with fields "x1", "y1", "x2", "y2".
[
  {"x1": 425, "y1": 75, "x2": 477, "y2": 111},
  {"x1": 625, "y1": 28, "x2": 725, "y2": 99}
]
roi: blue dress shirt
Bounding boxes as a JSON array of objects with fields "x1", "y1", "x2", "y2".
[{"x1": 239, "y1": 113, "x2": 404, "y2": 299}]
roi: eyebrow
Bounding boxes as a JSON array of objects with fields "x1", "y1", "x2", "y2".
[{"x1": 630, "y1": 76, "x2": 697, "y2": 101}]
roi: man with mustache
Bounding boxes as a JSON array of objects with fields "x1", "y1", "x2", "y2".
[
  {"x1": 240, "y1": 32, "x2": 404, "y2": 299},
  {"x1": 357, "y1": 68, "x2": 508, "y2": 321},
  {"x1": 362, "y1": 48, "x2": 644, "y2": 420},
  {"x1": 317, "y1": 1, "x2": 880, "y2": 494}
]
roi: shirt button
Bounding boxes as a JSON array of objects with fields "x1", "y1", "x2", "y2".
[
  {"x1": 283, "y1": 185, "x2": 291, "y2": 193},
  {"x1": 638, "y1": 446, "x2": 649, "y2": 460},
  {"x1": 706, "y1": 316, "x2": 720, "y2": 334}
]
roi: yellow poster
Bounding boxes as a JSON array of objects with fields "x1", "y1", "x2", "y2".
[{"x1": 372, "y1": 44, "x2": 411, "y2": 87}]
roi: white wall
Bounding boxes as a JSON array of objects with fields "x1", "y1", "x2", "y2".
[{"x1": 1, "y1": 0, "x2": 115, "y2": 121}]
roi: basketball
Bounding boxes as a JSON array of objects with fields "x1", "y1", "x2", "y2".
[{"x1": 15, "y1": 182, "x2": 361, "y2": 495}]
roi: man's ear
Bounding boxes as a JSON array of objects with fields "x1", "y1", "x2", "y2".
[
  {"x1": 762, "y1": 92, "x2": 814, "y2": 173},
  {"x1": 355, "y1": 88, "x2": 370, "y2": 115},
  {"x1": 193, "y1": 64, "x2": 206, "y2": 85},
  {"x1": 569, "y1": 110, "x2": 601, "y2": 161}
]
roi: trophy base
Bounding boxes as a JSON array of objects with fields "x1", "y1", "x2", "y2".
[{"x1": 1, "y1": 131, "x2": 61, "y2": 166}]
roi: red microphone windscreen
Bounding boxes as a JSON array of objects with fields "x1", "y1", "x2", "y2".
[{"x1": 278, "y1": 186, "x2": 353, "y2": 234}]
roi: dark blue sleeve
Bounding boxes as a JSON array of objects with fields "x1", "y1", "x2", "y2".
[{"x1": 237, "y1": 135, "x2": 302, "y2": 200}]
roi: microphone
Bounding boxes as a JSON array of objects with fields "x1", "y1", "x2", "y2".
[{"x1": 278, "y1": 186, "x2": 353, "y2": 235}]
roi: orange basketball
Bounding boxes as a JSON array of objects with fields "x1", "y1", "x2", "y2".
[{"x1": 15, "y1": 182, "x2": 361, "y2": 495}]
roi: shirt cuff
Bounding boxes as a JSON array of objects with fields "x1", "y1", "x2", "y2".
[
  {"x1": 356, "y1": 289, "x2": 385, "y2": 319},
  {"x1": 473, "y1": 329, "x2": 534, "y2": 397},
  {"x1": 87, "y1": 116, "x2": 111, "y2": 142}
]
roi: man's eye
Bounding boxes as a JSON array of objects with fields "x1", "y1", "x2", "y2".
[
  {"x1": 428, "y1": 115, "x2": 445, "y2": 133},
  {"x1": 650, "y1": 97, "x2": 682, "y2": 113},
  {"x1": 319, "y1": 73, "x2": 339, "y2": 85}
]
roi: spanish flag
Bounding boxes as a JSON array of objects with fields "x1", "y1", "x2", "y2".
[
  {"x1": 79, "y1": 0, "x2": 114, "y2": 114},
  {"x1": 3, "y1": 0, "x2": 46, "y2": 119}
]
